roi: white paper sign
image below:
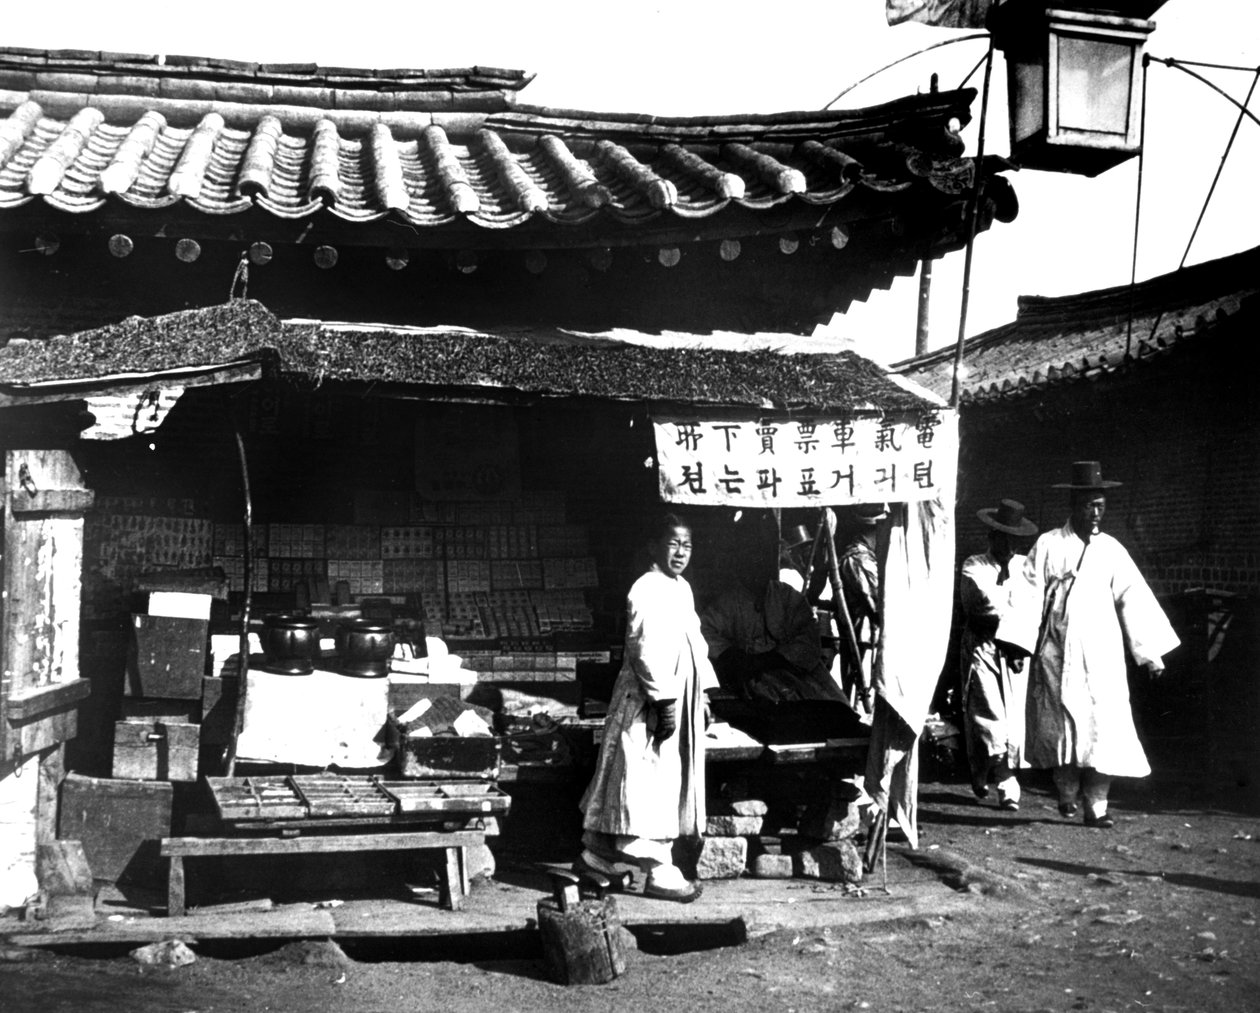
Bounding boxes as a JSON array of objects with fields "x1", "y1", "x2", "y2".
[{"x1": 654, "y1": 411, "x2": 956, "y2": 507}]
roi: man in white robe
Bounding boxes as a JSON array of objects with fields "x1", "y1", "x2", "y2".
[
  {"x1": 959, "y1": 499, "x2": 1038, "y2": 810},
  {"x1": 1015, "y1": 462, "x2": 1179, "y2": 828},
  {"x1": 579, "y1": 517, "x2": 717, "y2": 901}
]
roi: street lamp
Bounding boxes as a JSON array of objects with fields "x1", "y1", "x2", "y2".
[{"x1": 990, "y1": 1, "x2": 1166, "y2": 176}]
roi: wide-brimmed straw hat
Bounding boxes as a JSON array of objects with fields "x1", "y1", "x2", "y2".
[
  {"x1": 1052, "y1": 461, "x2": 1122, "y2": 490},
  {"x1": 852, "y1": 503, "x2": 890, "y2": 525},
  {"x1": 976, "y1": 499, "x2": 1038, "y2": 537}
]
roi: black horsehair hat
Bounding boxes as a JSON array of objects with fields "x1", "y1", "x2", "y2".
[
  {"x1": 976, "y1": 499, "x2": 1038, "y2": 537},
  {"x1": 1052, "y1": 460, "x2": 1123, "y2": 490}
]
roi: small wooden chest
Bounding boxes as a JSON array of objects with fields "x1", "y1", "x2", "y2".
[{"x1": 113, "y1": 715, "x2": 199, "y2": 781}]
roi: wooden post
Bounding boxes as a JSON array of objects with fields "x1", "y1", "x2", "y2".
[
  {"x1": 820, "y1": 508, "x2": 869, "y2": 711},
  {"x1": 537, "y1": 896, "x2": 628, "y2": 985}
]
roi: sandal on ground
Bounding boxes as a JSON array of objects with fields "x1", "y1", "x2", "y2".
[
  {"x1": 643, "y1": 880, "x2": 703, "y2": 904},
  {"x1": 1084, "y1": 812, "x2": 1116, "y2": 829},
  {"x1": 999, "y1": 798, "x2": 1020, "y2": 812},
  {"x1": 1058, "y1": 802, "x2": 1079, "y2": 818}
]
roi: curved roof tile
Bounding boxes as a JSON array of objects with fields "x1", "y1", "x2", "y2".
[
  {"x1": 894, "y1": 245, "x2": 1260, "y2": 403},
  {"x1": 0, "y1": 85, "x2": 1000, "y2": 231}
]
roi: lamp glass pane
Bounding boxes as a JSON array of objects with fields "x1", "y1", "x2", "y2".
[{"x1": 1056, "y1": 35, "x2": 1133, "y2": 135}]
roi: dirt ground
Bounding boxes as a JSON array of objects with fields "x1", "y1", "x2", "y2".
[{"x1": 4, "y1": 772, "x2": 1259, "y2": 1013}]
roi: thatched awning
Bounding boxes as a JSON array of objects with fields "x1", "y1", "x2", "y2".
[{"x1": 0, "y1": 300, "x2": 937, "y2": 414}]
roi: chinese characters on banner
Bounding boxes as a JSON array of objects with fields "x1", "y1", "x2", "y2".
[{"x1": 654, "y1": 411, "x2": 957, "y2": 508}]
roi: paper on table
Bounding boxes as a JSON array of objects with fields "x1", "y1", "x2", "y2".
[{"x1": 235, "y1": 668, "x2": 391, "y2": 768}]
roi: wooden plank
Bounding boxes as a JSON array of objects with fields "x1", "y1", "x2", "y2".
[
  {"x1": 34, "y1": 743, "x2": 64, "y2": 848},
  {"x1": 7, "y1": 678, "x2": 91, "y2": 720},
  {"x1": 168, "y1": 855, "x2": 186, "y2": 917},
  {"x1": 8, "y1": 489, "x2": 95, "y2": 514},
  {"x1": 3, "y1": 449, "x2": 88, "y2": 763},
  {"x1": 160, "y1": 830, "x2": 485, "y2": 858}
]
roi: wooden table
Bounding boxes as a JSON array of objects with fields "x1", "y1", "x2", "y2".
[{"x1": 160, "y1": 828, "x2": 485, "y2": 917}]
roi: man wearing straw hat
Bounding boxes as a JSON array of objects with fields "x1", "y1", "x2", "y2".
[
  {"x1": 1018, "y1": 462, "x2": 1179, "y2": 829},
  {"x1": 959, "y1": 499, "x2": 1039, "y2": 811}
]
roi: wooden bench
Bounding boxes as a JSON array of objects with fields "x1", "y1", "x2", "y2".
[{"x1": 160, "y1": 829, "x2": 484, "y2": 917}]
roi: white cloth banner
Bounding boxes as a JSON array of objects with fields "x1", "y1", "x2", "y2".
[{"x1": 655, "y1": 412, "x2": 957, "y2": 508}]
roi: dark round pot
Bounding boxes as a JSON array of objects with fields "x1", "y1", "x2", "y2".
[
  {"x1": 261, "y1": 614, "x2": 320, "y2": 675},
  {"x1": 335, "y1": 620, "x2": 394, "y2": 678}
]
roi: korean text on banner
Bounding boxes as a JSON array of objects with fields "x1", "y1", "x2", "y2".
[{"x1": 654, "y1": 411, "x2": 957, "y2": 508}]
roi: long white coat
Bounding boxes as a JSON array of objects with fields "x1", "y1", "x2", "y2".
[
  {"x1": 581, "y1": 566, "x2": 718, "y2": 841},
  {"x1": 1019, "y1": 522, "x2": 1179, "y2": 777},
  {"x1": 959, "y1": 551, "x2": 1031, "y2": 772}
]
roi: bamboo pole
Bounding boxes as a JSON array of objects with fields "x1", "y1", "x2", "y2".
[
  {"x1": 820, "y1": 507, "x2": 868, "y2": 710},
  {"x1": 223, "y1": 428, "x2": 253, "y2": 778}
]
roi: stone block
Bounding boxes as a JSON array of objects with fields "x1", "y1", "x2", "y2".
[
  {"x1": 696, "y1": 835, "x2": 747, "y2": 879},
  {"x1": 466, "y1": 843, "x2": 497, "y2": 882},
  {"x1": 793, "y1": 840, "x2": 863, "y2": 885},
  {"x1": 798, "y1": 783, "x2": 863, "y2": 842},
  {"x1": 750, "y1": 853, "x2": 795, "y2": 879},
  {"x1": 706, "y1": 814, "x2": 764, "y2": 837},
  {"x1": 711, "y1": 797, "x2": 769, "y2": 818}
]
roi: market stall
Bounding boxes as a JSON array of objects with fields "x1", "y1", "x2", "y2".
[{"x1": 0, "y1": 48, "x2": 1011, "y2": 907}]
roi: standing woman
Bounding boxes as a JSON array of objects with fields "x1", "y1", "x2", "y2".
[{"x1": 577, "y1": 513, "x2": 717, "y2": 902}]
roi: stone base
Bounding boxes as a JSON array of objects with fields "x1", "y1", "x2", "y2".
[
  {"x1": 793, "y1": 840, "x2": 863, "y2": 884},
  {"x1": 695, "y1": 835, "x2": 748, "y2": 879},
  {"x1": 749, "y1": 853, "x2": 794, "y2": 879}
]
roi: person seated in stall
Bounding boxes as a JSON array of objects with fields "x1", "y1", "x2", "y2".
[{"x1": 700, "y1": 528, "x2": 848, "y2": 706}]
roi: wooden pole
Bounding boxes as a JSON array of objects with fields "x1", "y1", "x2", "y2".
[
  {"x1": 223, "y1": 428, "x2": 253, "y2": 777},
  {"x1": 820, "y1": 508, "x2": 868, "y2": 710},
  {"x1": 949, "y1": 41, "x2": 994, "y2": 409}
]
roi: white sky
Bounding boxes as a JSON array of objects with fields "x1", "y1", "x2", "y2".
[{"x1": 5, "y1": 0, "x2": 1258, "y2": 363}]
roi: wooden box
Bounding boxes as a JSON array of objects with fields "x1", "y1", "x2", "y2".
[
  {"x1": 113, "y1": 712, "x2": 200, "y2": 782},
  {"x1": 126, "y1": 613, "x2": 209, "y2": 699},
  {"x1": 398, "y1": 735, "x2": 501, "y2": 781},
  {"x1": 57, "y1": 773, "x2": 173, "y2": 886}
]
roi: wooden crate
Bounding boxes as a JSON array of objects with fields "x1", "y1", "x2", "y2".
[
  {"x1": 204, "y1": 775, "x2": 306, "y2": 822},
  {"x1": 377, "y1": 780, "x2": 511, "y2": 816},
  {"x1": 290, "y1": 774, "x2": 395, "y2": 817},
  {"x1": 126, "y1": 614, "x2": 209, "y2": 699},
  {"x1": 397, "y1": 736, "x2": 501, "y2": 781},
  {"x1": 112, "y1": 713, "x2": 199, "y2": 781},
  {"x1": 58, "y1": 773, "x2": 173, "y2": 886}
]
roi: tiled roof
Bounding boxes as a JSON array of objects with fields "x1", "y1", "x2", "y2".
[
  {"x1": 0, "y1": 48, "x2": 1015, "y2": 234},
  {"x1": 893, "y1": 245, "x2": 1260, "y2": 403},
  {"x1": 0, "y1": 300, "x2": 934, "y2": 413}
]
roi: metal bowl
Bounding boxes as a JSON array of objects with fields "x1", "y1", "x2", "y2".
[
  {"x1": 261, "y1": 614, "x2": 321, "y2": 675},
  {"x1": 335, "y1": 620, "x2": 394, "y2": 678}
]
